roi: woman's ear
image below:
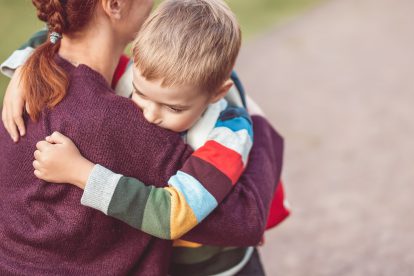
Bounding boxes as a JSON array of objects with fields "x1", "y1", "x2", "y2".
[
  {"x1": 101, "y1": 0, "x2": 127, "y2": 20},
  {"x1": 209, "y1": 79, "x2": 234, "y2": 103}
]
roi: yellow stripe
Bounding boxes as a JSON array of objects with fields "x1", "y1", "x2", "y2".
[
  {"x1": 173, "y1": 239, "x2": 203, "y2": 248},
  {"x1": 165, "y1": 187, "x2": 198, "y2": 239}
]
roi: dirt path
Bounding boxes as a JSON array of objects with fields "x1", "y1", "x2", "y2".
[{"x1": 235, "y1": 0, "x2": 414, "y2": 275}]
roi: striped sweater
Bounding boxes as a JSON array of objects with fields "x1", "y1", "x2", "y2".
[{"x1": 81, "y1": 98, "x2": 253, "y2": 240}]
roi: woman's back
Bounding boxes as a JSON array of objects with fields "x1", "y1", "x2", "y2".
[{"x1": 0, "y1": 56, "x2": 192, "y2": 275}]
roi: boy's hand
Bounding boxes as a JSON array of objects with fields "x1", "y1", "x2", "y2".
[
  {"x1": 2, "y1": 67, "x2": 27, "y2": 143},
  {"x1": 33, "y1": 131, "x2": 95, "y2": 189}
]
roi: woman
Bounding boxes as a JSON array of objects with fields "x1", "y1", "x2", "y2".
[{"x1": 0, "y1": 0, "x2": 283, "y2": 275}]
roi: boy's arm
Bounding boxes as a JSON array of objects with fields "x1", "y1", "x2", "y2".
[
  {"x1": 80, "y1": 104, "x2": 253, "y2": 240},
  {"x1": 181, "y1": 115, "x2": 284, "y2": 246},
  {"x1": 1, "y1": 29, "x2": 47, "y2": 77},
  {"x1": 1, "y1": 29, "x2": 48, "y2": 142}
]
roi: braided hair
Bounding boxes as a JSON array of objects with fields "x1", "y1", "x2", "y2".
[{"x1": 21, "y1": 0, "x2": 98, "y2": 120}]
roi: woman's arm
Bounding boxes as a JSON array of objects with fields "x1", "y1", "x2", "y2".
[
  {"x1": 181, "y1": 115, "x2": 284, "y2": 247},
  {"x1": 34, "y1": 103, "x2": 253, "y2": 240}
]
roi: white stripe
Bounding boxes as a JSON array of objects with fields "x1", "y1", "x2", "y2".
[
  {"x1": 186, "y1": 99, "x2": 228, "y2": 150},
  {"x1": 207, "y1": 127, "x2": 252, "y2": 166},
  {"x1": 115, "y1": 65, "x2": 134, "y2": 98}
]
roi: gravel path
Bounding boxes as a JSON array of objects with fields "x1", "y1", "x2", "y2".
[{"x1": 235, "y1": 0, "x2": 414, "y2": 275}]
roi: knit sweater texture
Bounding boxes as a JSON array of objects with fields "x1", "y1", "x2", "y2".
[{"x1": 0, "y1": 56, "x2": 283, "y2": 275}]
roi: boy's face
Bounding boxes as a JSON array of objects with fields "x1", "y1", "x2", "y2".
[{"x1": 131, "y1": 68, "x2": 213, "y2": 133}]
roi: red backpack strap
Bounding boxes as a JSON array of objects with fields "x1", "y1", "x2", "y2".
[
  {"x1": 111, "y1": 55, "x2": 130, "y2": 89},
  {"x1": 265, "y1": 181, "x2": 290, "y2": 230}
]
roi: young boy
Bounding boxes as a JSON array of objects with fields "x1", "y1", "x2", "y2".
[{"x1": 2, "y1": 0, "x2": 289, "y2": 274}]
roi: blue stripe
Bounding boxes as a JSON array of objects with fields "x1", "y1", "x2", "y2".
[
  {"x1": 219, "y1": 106, "x2": 251, "y2": 123},
  {"x1": 216, "y1": 116, "x2": 253, "y2": 139},
  {"x1": 169, "y1": 171, "x2": 218, "y2": 222}
]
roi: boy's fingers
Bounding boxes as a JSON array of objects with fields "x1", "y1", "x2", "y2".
[
  {"x1": 34, "y1": 150, "x2": 41, "y2": 160},
  {"x1": 36, "y1": 140, "x2": 50, "y2": 151},
  {"x1": 48, "y1": 131, "x2": 67, "y2": 144},
  {"x1": 33, "y1": 160, "x2": 41, "y2": 170},
  {"x1": 1, "y1": 104, "x2": 6, "y2": 126},
  {"x1": 14, "y1": 114, "x2": 26, "y2": 137},
  {"x1": 1, "y1": 106, "x2": 10, "y2": 137},
  {"x1": 2, "y1": 106, "x2": 15, "y2": 142},
  {"x1": 7, "y1": 112, "x2": 19, "y2": 143},
  {"x1": 34, "y1": 169, "x2": 42, "y2": 178}
]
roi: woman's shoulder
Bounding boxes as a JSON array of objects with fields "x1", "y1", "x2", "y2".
[{"x1": 54, "y1": 64, "x2": 140, "y2": 126}]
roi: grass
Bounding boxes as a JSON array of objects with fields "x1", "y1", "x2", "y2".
[
  {"x1": 0, "y1": 0, "x2": 322, "y2": 105},
  {"x1": 227, "y1": 0, "x2": 322, "y2": 38}
]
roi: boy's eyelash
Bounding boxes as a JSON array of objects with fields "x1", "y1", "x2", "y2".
[
  {"x1": 132, "y1": 89, "x2": 184, "y2": 113},
  {"x1": 136, "y1": 91, "x2": 146, "y2": 98},
  {"x1": 132, "y1": 88, "x2": 146, "y2": 98},
  {"x1": 167, "y1": 106, "x2": 184, "y2": 113}
]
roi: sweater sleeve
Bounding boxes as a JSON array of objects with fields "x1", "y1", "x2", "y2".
[
  {"x1": 180, "y1": 115, "x2": 284, "y2": 247},
  {"x1": 0, "y1": 29, "x2": 47, "y2": 77},
  {"x1": 81, "y1": 104, "x2": 253, "y2": 240}
]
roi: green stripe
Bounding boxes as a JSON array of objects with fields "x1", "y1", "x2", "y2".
[
  {"x1": 172, "y1": 245, "x2": 224, "y2": 264},
  {"x1": 141, "y1": 188, "x2": 172, "y2": 239},
  {"x1": 107, "y1": 176, "x2": 151, "y2": 229},
  {"x1": 19, "y1": 29, "x2": 47, "y2": 50}
]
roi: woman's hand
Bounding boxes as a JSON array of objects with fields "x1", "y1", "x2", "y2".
[
  {"x1": 1, "y1": 67, "x2": 27, "y2": 143},
  {"x1": 33, "y1": 131, "x2": 95, "y2": 189}
]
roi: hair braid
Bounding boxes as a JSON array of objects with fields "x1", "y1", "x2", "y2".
[{"x1": 21, "y1": 0, "x2": 98, "y2": 120}]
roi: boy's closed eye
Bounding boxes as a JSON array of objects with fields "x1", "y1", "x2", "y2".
[
  {"x1": 166, "y1": 106, "x2": 184, "y2": 113},
  {"x1": 132, "y1": 85, "x2": 189, "y2": 114},
  {"x1": 133, "y1": 88, "x2": 147, "y2": 98}
]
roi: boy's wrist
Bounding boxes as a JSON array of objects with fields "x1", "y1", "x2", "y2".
[
  {"x1": 0, "y1": 47, "x2": 34, "y2": 78},
  {"x1": 72, "y1": 158, "x2": 95, "y2": 189}
]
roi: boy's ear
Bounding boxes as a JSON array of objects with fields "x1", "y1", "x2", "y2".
[
  {"x1": 209, "y1": 79, "x2": 234, "y2": 104},
  {"x1": 101, "y1": 0, "x2": 126, "y2": 20}
]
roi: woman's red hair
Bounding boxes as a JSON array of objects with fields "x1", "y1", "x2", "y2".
[{"x1": 21, "y1": 0, "x2": 98, "y2": 121}]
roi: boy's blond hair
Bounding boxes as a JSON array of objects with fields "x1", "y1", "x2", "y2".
[{"x1": 132, "y1": 0, "x2": 241, "y2": 92}]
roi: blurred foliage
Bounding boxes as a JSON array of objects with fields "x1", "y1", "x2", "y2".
[{"x1": 0, "y1": 0, "x2": 322, "y2": 105}]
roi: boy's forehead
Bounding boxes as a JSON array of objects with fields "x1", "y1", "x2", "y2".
[{"x1": 132, "y1": 67, "x2": 208, "y2": 104}]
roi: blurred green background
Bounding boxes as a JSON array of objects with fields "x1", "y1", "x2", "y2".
[{"x1": 0, "y1": 0, "x2": 321, "y2": 105}]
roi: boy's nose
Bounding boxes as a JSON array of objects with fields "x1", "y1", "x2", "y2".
[{"x1": 144, "y1": 108, "x2": 162, "y2": 125}]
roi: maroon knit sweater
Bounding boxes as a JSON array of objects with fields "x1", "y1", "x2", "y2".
[{"x1": 0, "y1": 56, "x2": 283, "y2": 275}]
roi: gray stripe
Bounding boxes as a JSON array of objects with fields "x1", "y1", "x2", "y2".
[
  {"x1": 81, "y1": 164, "x2": 122, "y2": 214},
  {"x1": 0, "y1": 47, "x2": 34, "y2": 78}
]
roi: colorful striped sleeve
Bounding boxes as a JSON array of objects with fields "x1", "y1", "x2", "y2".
[{"x1": 81, "y1": 102, "x2": 253, "y2": 240}]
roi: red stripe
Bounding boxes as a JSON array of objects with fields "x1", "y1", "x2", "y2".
[{"x1": 192, "y1": 140, "x2": 243, "y2": 184}]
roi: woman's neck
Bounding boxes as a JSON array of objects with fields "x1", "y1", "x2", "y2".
[{"x1": 59, "y1": 28, "x2": 127, "y2": 85}]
